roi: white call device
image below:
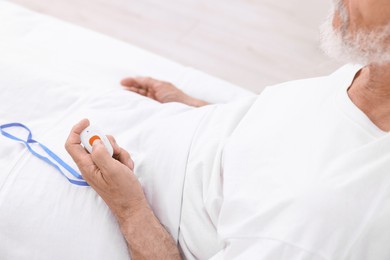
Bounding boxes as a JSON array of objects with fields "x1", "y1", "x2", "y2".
[{"x1": 80, "y1": 126, "x2": 114, "y2": 157}]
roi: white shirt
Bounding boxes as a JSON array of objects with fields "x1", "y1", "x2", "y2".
[{"x1": 179, "y1": 64, "x2": 390, "y2": 259}]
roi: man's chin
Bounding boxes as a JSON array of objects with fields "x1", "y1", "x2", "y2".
[{"x1": 320, "y1": 16, "x2": 390, "y2": 66}]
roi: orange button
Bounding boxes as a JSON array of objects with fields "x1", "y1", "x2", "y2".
[{"x1": 89, "y1": 135, "x2": 101, "y2": 146}]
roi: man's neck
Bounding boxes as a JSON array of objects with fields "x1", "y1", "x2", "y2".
[{"x1": 348, "y1": 63, "x2": 390, "y2": 132}]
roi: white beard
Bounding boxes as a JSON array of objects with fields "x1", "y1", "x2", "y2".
[{"x1": 320, "y1": 2, "x2": 390, "y2": 66}]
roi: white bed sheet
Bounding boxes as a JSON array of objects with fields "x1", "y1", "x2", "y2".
[
  {"x1": 0, "y1": 1, "x2": 255, "y2": 259},
  {"x1": 0, "y1": 59, "x2": 212, "y2": 259}
]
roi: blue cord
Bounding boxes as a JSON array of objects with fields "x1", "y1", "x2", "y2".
[{"x1": 0, "y1": 123, "x2": 89, "y2": 186}]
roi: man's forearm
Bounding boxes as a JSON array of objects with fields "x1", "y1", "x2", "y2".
[{"x1": 118, "y1": 206, "x2": 182, "y2": 260}]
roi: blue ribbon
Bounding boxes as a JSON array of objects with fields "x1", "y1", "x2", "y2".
[{"x1": 0, "y1": 122, "x2": 89, "y2": 186}]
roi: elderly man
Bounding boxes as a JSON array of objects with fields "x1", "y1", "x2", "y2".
[{"x1": 66, "y1": 0, "x2": 390, "y2": 259}]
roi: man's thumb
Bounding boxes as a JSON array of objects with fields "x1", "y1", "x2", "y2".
[{"x1": 91, "y1": 140, "x2": 112, "y2": 171}]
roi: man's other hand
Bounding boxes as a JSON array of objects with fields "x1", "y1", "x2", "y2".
[{"x1": 121, "y1": 77, "x2": 208, "y2": 107}]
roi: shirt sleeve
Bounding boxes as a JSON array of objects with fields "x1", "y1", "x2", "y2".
[{"x1": 209, "y1": 238, "x2": 328, "y2": 260}]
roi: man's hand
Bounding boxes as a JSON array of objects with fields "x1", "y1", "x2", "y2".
[
  {"x1": 121, "y1": 77, "x2": 208, "y2": 107},
  {"x1": 65, "y1": 118, "x2": 147, "y2": 222},
  {"x1": 65, "y1": 119, "x2": 181, "y2": 259}
]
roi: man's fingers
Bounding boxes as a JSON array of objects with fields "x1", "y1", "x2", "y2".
[
  {"x1": 91, "y1": 140, "x2": 114, "y2": 172},
  {"x1": 106, "y1": 135, "x2": 121, "y2": 155},
  {"x1": 122, "y1": 77, "x2": 162, "y2": 99},
  {"x1": 135, "y1": 88, "x2": 147, "y2": 95},
  {"x1": 65, "y1": 119, "x2": 90, "y2": 165},
  {"x1": 123, "y1": 85, "x2": 149, "y2": 96},
  {"x1": 124, "y1": 86, "x2": 142, "y2": 93},
  {"x1": 118, "y1": 149, "x2": 134, "y2": 170},
  {"x1": 121, "y1": 77, "x2": 158, "y2": 89},
  {"x1": 107, "y1": 135, "x2": 134, "y2": 170},
  {"x1": 66, "y1": 119, "x2": 90, "y2": 146},
  {"x1": 120, "y1": 77, "x2": 139, "y2": 87}
]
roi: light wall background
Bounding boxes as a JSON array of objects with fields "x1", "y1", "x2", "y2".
[{"x1": 9, "y1": 0, "x2": 342, "y2": 93}]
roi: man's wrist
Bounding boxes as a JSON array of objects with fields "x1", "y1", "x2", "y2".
[
  {"x1": 117, "y1": 205, "x2": 182, "y2": 259},
  {"x1": 114, "y1": 198, "x2": 150, "y2": 226}
]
